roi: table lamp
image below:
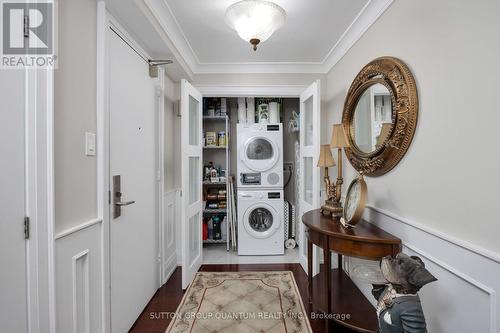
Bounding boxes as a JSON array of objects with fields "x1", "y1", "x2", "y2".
[
  {"x1": 317, "y1": 144, "x2": 338, "y2": 218},
  {"x1": 329, "y1": 124, "x2": 351, "y2": 217}
]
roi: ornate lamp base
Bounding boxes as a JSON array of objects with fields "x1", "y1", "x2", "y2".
[{"x1": 320, "y1": 199, "x2": 343, "y2": 219}]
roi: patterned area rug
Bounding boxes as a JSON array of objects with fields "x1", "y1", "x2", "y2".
[{"x1": 165, "y1": 271, "x2": 312, "y2": 333}]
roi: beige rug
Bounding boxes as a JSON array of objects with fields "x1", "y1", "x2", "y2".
[{"x1": 165, "y1": 271, "x2": 313, "y2": 333}]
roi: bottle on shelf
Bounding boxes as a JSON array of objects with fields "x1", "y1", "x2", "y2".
[
  {"x1": 212, "y1": 215, "x2": 221, "y2": 240},
  {"x1": 207, "y1": 218, "x2": 213, "y2": 240}
]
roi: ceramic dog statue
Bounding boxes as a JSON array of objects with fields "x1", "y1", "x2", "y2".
[{"x1": 372, "y1": 253, "x2": 437, "y2": 333}]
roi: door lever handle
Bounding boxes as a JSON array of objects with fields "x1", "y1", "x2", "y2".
[{"x1": 115, "y1": 200, "x2": 135, "y2": 206}]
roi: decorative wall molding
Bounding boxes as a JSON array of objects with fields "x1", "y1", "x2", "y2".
[
  {"x1": 55, "y1": 222, "x2": 102, "y2": 333},
  {"x1": 72, "y1": 250, "x2": 90, "y2": 333},
  {"x1": 55, "y1": 218, "x2": 103, "y2": 240},
  {"x1": 163, "y1": 189, "x2": 179, "y2": 283},
  {"x1": 140, "y1": 0, "x2": 394, "y2": 75},
  {"x1": 345, "y1": 206, "x2": 500, "y2": 333},
  {"x1": 366, "y1": 205, "x2": 500, "y2": 264}
]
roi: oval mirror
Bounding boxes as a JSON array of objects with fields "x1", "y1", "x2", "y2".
[
  {"x1": 352, "y1": 83, "x2": 394, "y2": 153},
  {"x1": 342, "y1": 57, "x2": 418, "y2": 176}
]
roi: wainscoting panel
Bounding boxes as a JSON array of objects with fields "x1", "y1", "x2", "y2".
[
  {"x1": 162, "y1": 189, "x2": 179, "y2": 284},
  {"x1": 55, "y1": 222, "x2": 102, "y2": 333},
  {"x1": 344, "y1": 207, "x2": 499, "y2": 333}
]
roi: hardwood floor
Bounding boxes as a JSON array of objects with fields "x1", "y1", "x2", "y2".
[{"x1": 129, "y1": 264, "x2": 357, "y2": 333}]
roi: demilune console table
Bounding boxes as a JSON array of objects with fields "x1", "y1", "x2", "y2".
[{"x1": 302, "y1": 209, "x2": 402, "y2": 332}]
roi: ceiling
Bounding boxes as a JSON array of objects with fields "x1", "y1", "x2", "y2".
[
  {"x1": 165, "y1": 0, "x2": 368, "y2": 64},
  {"x1": 106, "y1": 0, "x2": 394, "y2": 79}
]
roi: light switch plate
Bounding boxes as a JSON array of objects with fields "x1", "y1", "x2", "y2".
[{"x1": 85, "y1": 132, "x2": 96, "y2": 156}]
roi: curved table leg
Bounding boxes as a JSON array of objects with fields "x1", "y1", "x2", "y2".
[{"x1": 307, "y1": 239, "x2": 313, "y2": 305}]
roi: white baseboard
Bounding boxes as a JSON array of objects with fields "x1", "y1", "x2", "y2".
[{"x1": 344, "y1": 206, "x2": 499, "y2": 333}]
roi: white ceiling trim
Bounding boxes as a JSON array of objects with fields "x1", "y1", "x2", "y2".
[
  {"x1": 196, "y1": 84, "x2": 308, "y2": 97},
  {"x1": 322, "y1": 0, "x2": 395, "y2": 70},
  {"x1": 142, "y1": 0, "x2": 394, "y2": 75}
]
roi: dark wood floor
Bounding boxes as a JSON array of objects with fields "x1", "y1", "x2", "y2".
[{"x1": 129, "y1": 264, "x2": 357, "y2": 333}]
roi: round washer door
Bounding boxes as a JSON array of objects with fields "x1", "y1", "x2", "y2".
[
  {"x1": 240, "y1": 136, "x2": 279, "y2": 172},
  {"x1": 243, "y1": 202, "x2": 281, "y2": 239}
]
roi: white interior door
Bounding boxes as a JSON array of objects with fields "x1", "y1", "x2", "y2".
[
  {"x1": 108, "y1": 26, "x2": 159, "y2": 332},
  {"x1": 298, "y1": 81, "x2": 321, "y2": 274},
  {"x1": 180, "y1": 79, "x2": 203, "y2": 289},
  {"x1": 0, "y1": 70, "x2": 28, "y2": 333}
]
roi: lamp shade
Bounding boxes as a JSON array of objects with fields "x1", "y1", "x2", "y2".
[
  {"x1": 330, "y1": 124, "x2": 350, "y2": 148},
  {"x1": 317, "y1": 144, "x2": 336, "y2": 167},
  {"x1": 225, "y1": 0, "x2": 286, "y2": 50}
]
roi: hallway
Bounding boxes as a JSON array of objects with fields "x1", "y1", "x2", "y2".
[{"x1": 129, "y1": 264, "x2": 354, "y2": 333}]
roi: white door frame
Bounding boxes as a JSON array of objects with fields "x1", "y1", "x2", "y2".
[
  {"x1": 195, "y1": 83, "x2": 321, "y2": 274},
  {"x1": 97, "y1": 8, "x2": 164, "y2": 332},
  {"x1": 24, "y1": 66, "x2": 57, "y2": 332}
]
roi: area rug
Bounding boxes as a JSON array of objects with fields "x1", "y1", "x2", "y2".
[{"x1": 165, "y1": 271, "x2": 313, "y2": 333}]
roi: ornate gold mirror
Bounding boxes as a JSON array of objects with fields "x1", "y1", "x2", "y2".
[{"x1": 342, "y1": 57, "x2": 418, "y2": 176}]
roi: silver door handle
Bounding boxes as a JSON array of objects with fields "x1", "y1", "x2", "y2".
[{"x1": 116, "y1": 200, "x2": 135, "y2": 206}]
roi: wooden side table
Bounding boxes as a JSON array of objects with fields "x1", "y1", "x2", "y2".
[{"x1": 302, "y1": 209, "x2": 402, "y2": 332}]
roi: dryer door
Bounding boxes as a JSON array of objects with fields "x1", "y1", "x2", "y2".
[
  {"x1": 243, "y1": 203, "x2": 281, "y2": 239},
  {"x1": 240, "y1": 136, "x2": 279, "y2": 172}
]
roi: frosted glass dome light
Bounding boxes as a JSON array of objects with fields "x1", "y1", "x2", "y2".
[{"x1": 225, "y1": 0, "x2": 286, "y2": 51}]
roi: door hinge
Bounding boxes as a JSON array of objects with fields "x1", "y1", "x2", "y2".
[
  {"x1": 108, "y1": 190, "x2": 111, "y2": 204},
  {"x1": 23, "y1": 15, "x2": 29, "y2": 38},
  {"x1": 24, "y1": 216, "x2": 30, "y2": 239}
]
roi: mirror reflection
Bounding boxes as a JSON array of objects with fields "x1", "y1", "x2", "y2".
[{"x1": 352, "y1": 83, "x2": 393, "y2": 153}]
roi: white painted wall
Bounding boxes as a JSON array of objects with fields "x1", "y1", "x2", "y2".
[
  {"x1": 325, "y1": 0, "x2": 500, "y2": 331},
  {"x1": 54, "y1": 1, "x2": 103, "y2": 332},
  {"x1": 54, "y1": 0, "x2": 98, "y2": 234},
  {"x1": 326, "y1": 0, "x2": 500, "y2": 256}
]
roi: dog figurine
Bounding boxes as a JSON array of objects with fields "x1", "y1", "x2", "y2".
[{"x1": 372, "y1": 253, "x2": 437, "y2": 333}]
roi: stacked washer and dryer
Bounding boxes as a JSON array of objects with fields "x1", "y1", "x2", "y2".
[{"x1": 237, "y1": 123, "x2": 285, "y2": 255}]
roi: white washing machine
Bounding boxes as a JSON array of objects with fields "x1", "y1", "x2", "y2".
[
  {"x1": 237, "y1": 123, "x2": 283, "y2": 189},
  {"x1": 238, "y1": 189, "x2": 284, "y2": 255}
]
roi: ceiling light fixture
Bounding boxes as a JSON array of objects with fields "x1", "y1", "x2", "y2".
[{"x1": 225, "y1": 0, "x2": 286, "y2": 51}]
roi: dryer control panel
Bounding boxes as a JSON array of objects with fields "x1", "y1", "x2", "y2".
[{"x1": 240, "y1": 172, "x2": 261, "y2": 185}]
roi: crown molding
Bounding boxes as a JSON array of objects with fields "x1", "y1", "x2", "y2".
[
  {"x1": 141, "y1": 0, "x2": 394, "y2": 76},
  {"x1": 321, "y1": 0, "x2": 394, "y2": 70},
  {"x1": 196, "y1": 84, "x2": 308, "y2": 97}
]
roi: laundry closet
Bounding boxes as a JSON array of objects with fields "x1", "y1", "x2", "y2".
[
  {"x1": 178, "y1": 80, "x2": 320, "y2": 288},
  {"x1": 200, "y1": 96, "x2": 301, "y2": 261}
]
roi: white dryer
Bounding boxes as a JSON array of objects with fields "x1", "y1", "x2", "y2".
[
  {"x1": 237, "y1": 123, "x2": 283, "y2": 189},
  {"x1": 237, "y1": 189, "x2": 284, "y2": 255}
]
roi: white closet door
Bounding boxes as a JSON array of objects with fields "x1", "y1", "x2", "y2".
[
  {"x1": 180, "y1": 79, "x2": 203, "y2": 289},
  {"x1": 298, "y1": 81, "x2": 321, "y2": 274},
  {"x1": 0, "y1": 66, "x2": 28, "y2": 333}
]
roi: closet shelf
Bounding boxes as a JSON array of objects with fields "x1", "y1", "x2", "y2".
[
  {"x1": 203, "y1": 146, "x2": 226, "y2": 149},
  {"x1": 203, "y1": 238, "x2": 227, "y2": 244},
  {"x1": 202, "y1": 116, "x2": 228, "y2": 121},
  {"x1": 203, "y1": 208, "x2": 227, "y2": 214},
  {"x1": 203, "y1": 180, "x2": 227, "y2": 185}
]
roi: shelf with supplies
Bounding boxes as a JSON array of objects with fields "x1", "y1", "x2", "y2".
[
  {"x1": 203, "y1": 145, "x2": 226, "y2": 149},
  {"x1": 203, "y1": 208, "x2": 227, "y2": 214},
  {"x1": 203, "y1": 180, "x2": 227, "y2": 186},
  {"x1": 202, "y1": 97, "x2": 231, "y2": 251}
]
